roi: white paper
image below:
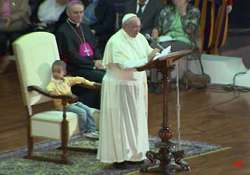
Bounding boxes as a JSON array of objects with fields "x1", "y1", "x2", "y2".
[{"x1": 153, "y1": 46, "x2": 171, "y2": 61}]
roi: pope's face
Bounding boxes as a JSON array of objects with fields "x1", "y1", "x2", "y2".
[
  {"x1": 67, "y1": 4, "x2": 84, "y2": 24},
  {"x1": 125, "y1": 18, "x2": 141, "y2": 38}
]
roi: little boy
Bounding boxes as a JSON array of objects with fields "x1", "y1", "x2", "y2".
[{"x1": 47, "y1": 60, "x2": 100, "y2": 139}]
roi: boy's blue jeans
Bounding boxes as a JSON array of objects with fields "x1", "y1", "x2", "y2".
[{"x1": 66, "y1": 102, "x2": 97, "y2": 133}]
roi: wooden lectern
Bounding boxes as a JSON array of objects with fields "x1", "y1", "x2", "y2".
[{"x1": 137, "y1": 49, "x2": 193, "y2": 175}]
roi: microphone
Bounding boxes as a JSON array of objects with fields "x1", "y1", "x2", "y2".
[{"x1": 145, "y1": 33, "x2": 165, "y2": 50}]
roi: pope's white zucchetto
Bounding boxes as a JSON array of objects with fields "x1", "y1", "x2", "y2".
[{"x1": 122, "y1": 13, "x2": 137, "y2": 25}]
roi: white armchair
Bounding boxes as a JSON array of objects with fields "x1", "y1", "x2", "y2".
[{"x1": 13, "y1": 32, "x2": 97, "y2": 164}]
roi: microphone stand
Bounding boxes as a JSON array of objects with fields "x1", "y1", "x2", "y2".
[
  {"x1": 145, "y1": 33, "x2": 165, "y2": 50},
  {"x1": 176, "y1": 61, "x2": 181, "y2": 151}
]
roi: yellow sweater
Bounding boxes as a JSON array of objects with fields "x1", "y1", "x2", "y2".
[{"x1": 47, "y1": 76, "x2": 95, "y2": 109}]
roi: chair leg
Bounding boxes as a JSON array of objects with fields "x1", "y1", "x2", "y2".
[
  {"x1": 61, "y1": 136, "x2": 68, "y2": 163},
  {"x1": 26, "y1": 116, "x2": 33, "y2": 158},
  {"x1": 24, "y1": 108, "x2": 71, "y2": 164},
  {"x1": 27, "y1": 136, "x2": 34, "y2": 158},
  {"x1": 61, "y1": 117, "x2": 69, "y2": 164}
]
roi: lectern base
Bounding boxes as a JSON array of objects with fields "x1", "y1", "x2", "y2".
[
  {"x1": 141, "y1": 128, "x2": 190, "y2": 175},
  {"x1": 141, "y1": 146, "x2": 190, "y2": 175},
  {"x1": 137, "y1": 50, "x2": 193, "y2": 175}
]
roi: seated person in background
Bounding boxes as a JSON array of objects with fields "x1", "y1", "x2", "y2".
[
  {"x1": 31, "y1": 0, "x2": 68, "y2": 33},
  {"x1": 153, "y1": 0, "x2": 200, "y2": 50},
  {"x1": 0, "y1": 0, "x2": 31, "y2": 73},
  {"x1": 124, "y1": 0, "x2": 163, "y2": 35},
  {"x1": 82, "y1": 0, "x2": 116, "y2": 53},
  {"x1": 56, "y1": 1, "x2": 105, "y2": 109},
  {"x1": 151, "y1": 0, "x2": 200, "y2": 79},
  {"x1": 47, "y1": 60, "x2": 100, "y2": 139}
]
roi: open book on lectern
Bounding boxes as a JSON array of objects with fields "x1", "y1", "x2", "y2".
[{"x1": 153, "y1": 46, "x2": 171, "y2": 61}]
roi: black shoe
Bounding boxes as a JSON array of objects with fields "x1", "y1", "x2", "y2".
[
  {"x1": 113, "y1": 162, "x2": 128, "y2": 169},
  {"x1": 125, "y1": 160, "x2": 145, "y2": 166}
]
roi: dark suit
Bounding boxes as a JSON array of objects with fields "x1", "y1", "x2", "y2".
[
  {"x1": 124, "y1": 0, "x2": 163, "y2": 34},
  {"x1": 82, "y1": 0, "x2": 115, "y2": 53},
  {"x1": 56, "y1": 21, "x2": 105, "y2": 109}
]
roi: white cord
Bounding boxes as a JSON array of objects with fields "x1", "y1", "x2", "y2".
[{"x1": 176, "y1": 61, "x2": 181, "y2": 150}]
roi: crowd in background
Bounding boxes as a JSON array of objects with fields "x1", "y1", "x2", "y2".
[{"x1": 0, "y1": 0, "x2": 233, "y2": 75}]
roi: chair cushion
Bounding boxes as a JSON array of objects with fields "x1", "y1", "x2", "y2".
[
  {"x1": 31, "y1": 111, "x2": 80, "y2": 140},
  {"x1": 32, "y1": 111, "x2": 78, "y2": 122}
]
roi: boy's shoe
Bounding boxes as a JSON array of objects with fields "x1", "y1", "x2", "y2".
[{"x1": 84, "y1": 131, "x2": 99, "y2": 139}]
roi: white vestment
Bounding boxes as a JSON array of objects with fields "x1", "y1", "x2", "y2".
[{"x1": 97, "y1": 29, "x2": 153, "y2": 163}]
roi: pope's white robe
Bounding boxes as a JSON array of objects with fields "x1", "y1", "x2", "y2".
[{"x1": 97, "y1": 29, "x2": 153, "y2": 163}]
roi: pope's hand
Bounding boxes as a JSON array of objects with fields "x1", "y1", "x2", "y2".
[
  {"x1": 94, "y1": 60, "x2": 104, "y2": 69},
  {"x1": 148, "y1": 48, "x2": 160, "y2": 61}
]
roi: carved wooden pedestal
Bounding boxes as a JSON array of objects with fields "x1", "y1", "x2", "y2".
[{"x1": 138, "y1": 50, "x2": 192, "y2": 175}]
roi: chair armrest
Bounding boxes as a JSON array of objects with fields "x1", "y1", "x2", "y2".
[
  {"x1": 80, "y1": 83, "x2": 102, "y2": 90},
  {"x1": 27, "y1": 85, "x2": 78, "y2": 102}
]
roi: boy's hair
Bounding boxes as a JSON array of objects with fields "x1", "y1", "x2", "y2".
[{"x1": 52, "y1": 60, "x2": 67, "y2": 72}]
